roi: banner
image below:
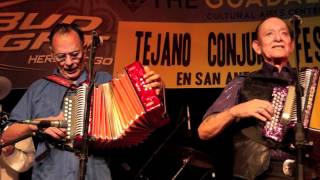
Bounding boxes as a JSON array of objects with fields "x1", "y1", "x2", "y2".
[
  {"x1": 0, "y1": 0, "x2": 319, "y2": 88},
  {"x1": 115, "y1": 17, "x2": 320, "y2": 88}
]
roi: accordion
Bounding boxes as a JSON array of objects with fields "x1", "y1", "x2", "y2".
[
  {"x1": 63, "y1": 62, "x2": 169, "y2": 149},
  {"x1": 263, "y1": 68, "x2": 320, "y2": 142}
]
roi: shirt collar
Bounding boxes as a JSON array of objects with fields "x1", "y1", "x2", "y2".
[
  {"x1": 261, "y1": 61, "x2": 292, "y2": 75},
  {"x1": 260, "y1": 61, "x2": 296, "y2": 84},
  {"x1": 53, "y1": 68, "x2": 87, "y2": 86}
]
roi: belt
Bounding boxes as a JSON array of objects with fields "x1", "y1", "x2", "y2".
[
  {"x1": 35, "y1": 141, "x2": 77, "y2": 162},
  {"x1": 54, "y1": 143, "x2": 76, "y2": 152},
  {"x1": 257, "y1": 160, "x2": 295, "y2": 180},
  {"x1": 270, "y1": 149, "x2": 294, "y2": 161}
]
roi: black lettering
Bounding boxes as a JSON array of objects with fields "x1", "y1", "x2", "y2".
[
  {"x1": 302, "y1": 27, "x2": 312, "y2": 63},
  {"x1": 161, "y1": 32, "x2": 171, "y2": 66},
  {"x1": 172, "y1": 33, "x2": 191, "y2": 66},
  {"x1": 225, "y1": 72, "x2": 233, "y2": 84},
  {"x1": 295, "y1": 29, "x2": 302, "y2": 65},
  {"x1": 142, "y1": 31, "x2": 152, "y2": 65},
  {"x1": 203, "y1": 73, "x2": 211, "y2": 85},
  {"x1": 226, "y1": 33, "x2": 236, "y2": 66},
  {"x1": 182, "y1": 33, "x2": 191, "y2": 66},
  {"x1": 138, "y1": 32, "x2": 191, "y2": 66},
  {"x1": 172, "y1": 33, "x2": 182, "y2": 65},
  {"x1": 195, "y1": 72, "x2": 203, "y2": 85},
  {"x1": 245, "y1": 32, "x2": 254, "y2": 66},
  {"x1": 210, "y1": 32, "x2": 258, "y2": 67},
  {"x1": 177, "y1": 72, "x2": 191, "y2": 85},
  {"x1": 195, "y1": 72, "x2": 220, "y2": 85},
  {"x1": 237, "y1": 33, "x2": 246, "y2": 66},
  {"x1": 208, "y1": 32, "x2": 216, "y2": 66},
  {"x1": 217, "y1": 33, "x2": 225, "y2": 67},
  {"x1": 151, "y1": 34, "x2": 161, "y2": 65},
  {"x1": 135, "y1": 31, "x2": 143, "y2": 61},
  {"x1": 313, "y1": 26, "x2": 320, "y2": 62}
]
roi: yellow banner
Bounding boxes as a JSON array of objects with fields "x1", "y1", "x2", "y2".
[{"x1": 115, "y1": 17, "x2": 320, "y2": 88}]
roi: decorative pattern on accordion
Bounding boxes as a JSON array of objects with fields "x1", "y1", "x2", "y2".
[
  {"x1": 63, "y1": 62, "x2": 168, "y2": 149},
  {"x1": 263, "y1": 86, "x2": 290, "y2": 142},
  {"x1": 263, "y1": 68, "x2": 319, "y2": 142}
]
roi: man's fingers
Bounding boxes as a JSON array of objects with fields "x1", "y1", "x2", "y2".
[
  {"x1": 253, "y1": 112, "x2": 267, "y2": 122},
  {"x1": 44, "y1": 127, "x2": 66, "y2": 140},
  {"x1": 255, "y1": 107, "x2": 272, "y2": 121}
]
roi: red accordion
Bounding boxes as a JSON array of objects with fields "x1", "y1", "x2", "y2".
[{"x1": 63, "y1": 62, "x2": 169, "y2": 149}]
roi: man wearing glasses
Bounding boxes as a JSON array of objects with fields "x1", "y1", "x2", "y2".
[
  {"x1": 2, "y1": 23, "x2": 163, "y2": 180},
  {"x1": 49, "y1": 23, "x2": 86, "y2": 82}
]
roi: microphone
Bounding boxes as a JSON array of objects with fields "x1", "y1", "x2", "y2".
[
  {"x1": 92, "y1": 31, "x2": 103, "y2": 46},
  {"x1": 19, "y1": 119, "x2": 68, "y2": 128},
  {"x1": 289, "y1": 14, "x2": 303, "y2": 25}
]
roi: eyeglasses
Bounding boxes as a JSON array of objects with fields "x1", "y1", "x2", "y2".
[{"x1": 53, "y1": 50, "x2": 83, "y2": 62}]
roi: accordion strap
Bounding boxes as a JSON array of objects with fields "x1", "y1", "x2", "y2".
[{"x1": 45, "y1": 74, "x2": 77, "y2": 90}]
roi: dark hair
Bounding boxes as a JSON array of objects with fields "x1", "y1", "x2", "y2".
[
  {"x1": 254, "y1": 17, "x2": 294, "y2": 40},
  {"x1": 49, "y1": 23, "x2": 84, "y2": 45}
]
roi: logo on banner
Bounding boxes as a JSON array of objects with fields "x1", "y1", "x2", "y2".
[{"x1": 122, "y1": 0, "x2": 146, "y2": 12}]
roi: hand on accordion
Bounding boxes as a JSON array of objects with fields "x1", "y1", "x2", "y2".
[
  {"x1": 229, "y1": 99, "x2": 274, "y2": 122},
  {"x1": 40, "y1": 112, "x2": 67, "y2": 140},
  {"x1": 143, "y1": 66, "x2": 163, "y2": 96}
]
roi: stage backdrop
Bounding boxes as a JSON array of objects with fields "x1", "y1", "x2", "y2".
[{"x1": 0, "y1": 0, "x2": 319, "y2": 89}]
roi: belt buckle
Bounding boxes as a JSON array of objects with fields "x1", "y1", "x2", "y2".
[{"x1": 282, "y1": 159, "x2": 295, "y2": 176}]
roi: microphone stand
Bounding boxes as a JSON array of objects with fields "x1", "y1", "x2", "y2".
[
  {"x1": 78, "y1": 31, "x2": 100, "y2": 180},
  {"x1": 134, "y1": 105, "x2": 185, "y2": 180},
  {"x1": 290, "y1": 15, "x2": 304, "y2": 180}
]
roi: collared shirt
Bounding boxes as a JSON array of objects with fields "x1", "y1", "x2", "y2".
[
  {"x1": 202, "y1": 62, "x2": 298, "y2": 179},
  {"x1": 10, "y1": 69, "x2": 113, "y2": 180},
  {"x1": 204, "y1": 62, "x2": 296, "y2": 118}
]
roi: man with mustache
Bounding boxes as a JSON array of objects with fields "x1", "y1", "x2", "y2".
[
  {"x1": 198, "y1": 17, "x2": 319, "y2": 180},
  {"x1": 1, "y1": 23, "x2": 164, "y2": 180}
]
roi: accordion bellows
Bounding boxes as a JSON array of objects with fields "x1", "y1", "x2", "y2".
[{"x1": 63, "y1": 62, "x2": 168, "y2": 149}]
